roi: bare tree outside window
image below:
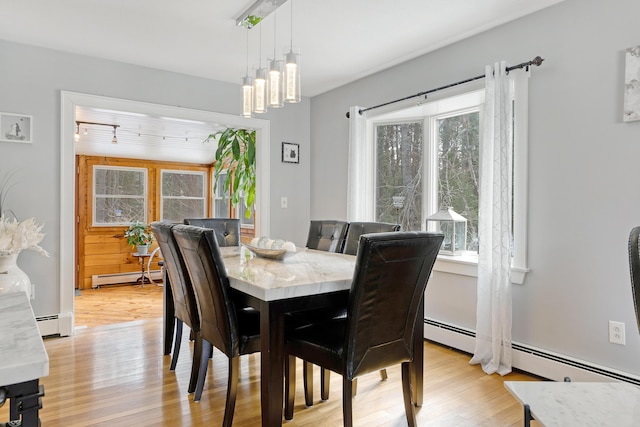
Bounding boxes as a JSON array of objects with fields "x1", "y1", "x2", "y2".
[
  {"x1": 436, "y1": 112, "x2": 480, "y2": 251},
  {"x1": 375, "y1": 122, "x2": 423, "y2": 231},
  {"x1": 94, "y1": 167, "x2": 146, "y2": 225},
  {"x1": 161, "y1": 171, "x2": 206, "y2": 222}
]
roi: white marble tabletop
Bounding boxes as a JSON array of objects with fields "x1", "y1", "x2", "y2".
[
  {"x1": 0, "y1": 292, "x2": 49, "y2": 386},
  {"x1": 222, "y1": 246, "x2": 356, "y2": 301},
  {"x1": 504, "y1": 381, "x2": 640, "y2": 426}
]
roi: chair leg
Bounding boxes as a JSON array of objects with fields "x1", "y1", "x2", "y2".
[
  {"x1": 320, "y1": 368, "x2": 330, "y2": 400},
  {"x1": 170, "y1": 319, "x2": 183, "y2": 371},
  {"x1": 194, "y1": 340, "x2": 212, "y2": 402},
  {"x1": 379, "y1": 368, "x2": 388, "y2": 381},
  {"x1": 188, "y1": 332, "x2": 202, "y2": 393},
  {"x1": 303, "y1": 361, "x2": 314, "y2": 406},
  {"x1": 342, "y1": 377, "x2": 354, "y2": 427},
  {"x1": 222, "y1": 356, "x2": 240, "y2": 427},
  {"x1": 401, "y1": 362, "x2": 417, "y2": 427},
  {"x1": 284, "y1": 355, "x2": 296, "y2": 420}
]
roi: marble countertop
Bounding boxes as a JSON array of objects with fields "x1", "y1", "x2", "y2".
[
  {"x1": 222, "y1": 247, "x2": 356, "y2": 301},
  {"x1": 505, "y1": 381, "x2": 640, "y2": 426},
  {"x1": 0, "y1": 292, "x2": 49, "y2": 386}
]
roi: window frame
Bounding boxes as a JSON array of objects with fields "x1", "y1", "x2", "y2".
[
  {"x1": 159, "y1": 169, "x2": 207, "y2": 221},
  {"x1": 366, "y1": 71, "x2": 530, "y2": 284},
  {"x1": 92, "y1": 165, "x2": 148, "y2": 227}
]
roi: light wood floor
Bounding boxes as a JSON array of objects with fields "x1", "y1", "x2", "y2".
[
  {"x1": 12, "y1": 285, "x2": 541, "y2": 426},
  {"x1": 74, "y1": 283, "x2": 164, "y2": 328}
]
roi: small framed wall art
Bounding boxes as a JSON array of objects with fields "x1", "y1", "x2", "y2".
[
  {"x1": 0, "y1": 112, "x2": 32, "y2": 143},
  {"x1": 282, "y1": 142, "x2": 299, "y2": 164}
]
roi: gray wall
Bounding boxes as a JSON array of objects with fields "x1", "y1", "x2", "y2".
[
  {"x1": 310, "y1": 0, "x2": 640, "y2": 376},
  {"x1": 0, "y1": 39, "x2": 310, "y2": 316}
]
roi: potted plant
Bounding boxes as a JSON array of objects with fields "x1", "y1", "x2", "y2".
[
  {"x1": 124, "y1": 222, "x2": 154, "y2": 255},
  {"x1": 206, "y1": 128, "x2": 256, "y2": 218}
]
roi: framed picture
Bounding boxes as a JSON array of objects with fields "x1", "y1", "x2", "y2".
[
  {"x1": 282, "y1": 142, "x2": 299, "y2": 164},
  {"x1": 624, "y1": 45, "x2": 640, "y2": 122},
  {"x1": 0, "y1": 112, "x2": 32, "y2": 143}
]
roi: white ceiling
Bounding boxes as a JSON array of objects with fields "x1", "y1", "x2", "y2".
[{"x1": 2, "y1": 0, "x2": 565, "y2": 163}]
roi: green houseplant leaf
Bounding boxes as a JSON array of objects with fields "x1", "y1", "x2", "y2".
[{"x1": 207, "y1": 128, "x2": 256, "y2": 218}]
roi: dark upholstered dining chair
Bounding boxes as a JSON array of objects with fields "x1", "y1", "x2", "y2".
[
  {"x1": 172, "y1": 224, "x2": 260, "y2": 425},
  {"x1": 284, "y1": 231, "x2": 443, "y2": 427},
  {"x1": 306, "y1": 220, "x2": 349, "y2": 253},
  {"x1": 150, "y1": 221, "x2": 201, "y2": 394},
  {"x1": 342, "y1": 221, "x2": 401, "y2": 256},
  {"x1": 183, "y1": 218, "x2": 241, "y2": 247},
  {"x1": 629, "y1": 226, "x2": 640, "y2": 334}
]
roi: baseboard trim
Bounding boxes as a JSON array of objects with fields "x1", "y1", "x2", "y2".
[
  {"x1": 424, "y1": 318, "x2": 640, "y2": 386},
  {"x1": 37, "y1": 311, "x2": 73, "y2": 337}
]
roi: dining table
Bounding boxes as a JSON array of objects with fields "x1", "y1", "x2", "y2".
[{"x1": 162, "y1": 245, "x2": 425, "y2": 426}]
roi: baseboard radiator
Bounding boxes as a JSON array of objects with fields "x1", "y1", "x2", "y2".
[
  {"x1": 424, "y1": 318, "x2": 640, "y2": 386},
  {"x1": 91, "y1": 270, "x2": 163, "y2": 288},
  {"x1": 36, "y1": 312, "x2": 73, "y2": 337}
]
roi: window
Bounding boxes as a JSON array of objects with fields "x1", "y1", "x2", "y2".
[
  {"x1": 362, "y1": 72, "x2": 529, "y2": 283},
  {"x1": 160, "y1": 170, "x2": 206, "y2": 222},
  {"x1": 213, "y1": 172, "x2": 230, "y2": 219},
  {"x1": 93, "y1": 166, "x2": 147, "y2": 225}
]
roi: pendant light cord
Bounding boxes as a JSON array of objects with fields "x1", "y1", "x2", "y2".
[{"x1": 290, "y1": 0, "x2": 294, "y2": 51}]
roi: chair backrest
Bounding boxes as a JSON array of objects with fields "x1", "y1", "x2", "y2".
[
  {"x1": 342, "y1": 221, "x2": 401, "y2": 256},
  {"x1": 306, "y1": 220, "x2": 349, "y2": 253},
  {"x1": 150, "y1": 221, "x2": 199, "y2": 331},
  {"x1": 183, "y1": 218, "x2": 241, "y2": 247},
  {"x1": 344, "y1": 231, "x2": 443, "y2": 379},
  {"x1": 172, "y1": 224, "x2": 239, "y2": 357},
  {"x1": 629, "y1": 226, "x2": 640, "y2": 333}
]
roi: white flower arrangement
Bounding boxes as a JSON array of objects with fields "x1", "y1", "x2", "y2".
[{"x1": 0, "y1": 215, "x2": 49, "y2": 256}]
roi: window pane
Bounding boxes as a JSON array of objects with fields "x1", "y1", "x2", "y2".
[
  {"x1": 375, "y1": 122, "x2": 423, "y2": 231},
  {"x1": 95, "y1": 168, "x2": 144, "y2": 196},
  {"x1": 161, "y1": 171, "x2": 206, "y2": 221},
  {"x1": 162, "y1": 198, "x2": 205, "y2": 222},
  {"x1": 436, "y1": 111, "x2": 479, "y2": 251},
  {"x1": 214, "y1": 173, "x2": 230, "y2": 218},
  {"x1": 162, "y1": 172, "x2": 204, "y2": 197},
  {"x1": 238, "y1": 196, "x2": 254, "y2": 227},
  {"x1": 94, "y1": 167, "x2": 146, "y2": 225},
  {"x1": 95, "y1": 197, "x2": 145, "y2": 224}
]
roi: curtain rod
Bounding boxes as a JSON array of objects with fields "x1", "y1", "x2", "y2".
[{"x1": 345, "y1": 56, "x2": 544, "y2": 118}]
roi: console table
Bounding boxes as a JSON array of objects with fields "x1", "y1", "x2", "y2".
[
  {"x1": 0, "y1": 292, "x2": 49, "y2": 426},
  {"x1": 505, "y1": 381, "x2": 640, "y2": 426}
]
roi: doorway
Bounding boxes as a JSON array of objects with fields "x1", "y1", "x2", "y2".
[{"x1": 59, "y1": 91, "x2": 271, "y2": 335}]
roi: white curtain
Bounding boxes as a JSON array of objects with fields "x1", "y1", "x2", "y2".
[
  {"x1": 346, "y1": 106, "x2": 373, "y2": 221},
  {"x1": 469, "y1": 61, "x2": 513, "y2": 376}
]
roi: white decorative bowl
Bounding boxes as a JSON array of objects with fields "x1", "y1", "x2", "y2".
[{"x1": 244, "y1": 244, "x2": 299, "y2": 260}]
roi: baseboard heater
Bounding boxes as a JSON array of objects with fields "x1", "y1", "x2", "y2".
[
  {"x1": 424, "y1": 318, "x2": 640, "y2": 386},
  {"x1": 91, "y1": 270, "x2": 163, "y2": 288}
]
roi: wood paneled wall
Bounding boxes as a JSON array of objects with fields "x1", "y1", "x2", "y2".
[{"x1": 76, "y1": 156, "x2": 218, "y2": 289}]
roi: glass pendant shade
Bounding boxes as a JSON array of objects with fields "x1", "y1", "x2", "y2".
[
  {"x1": 253, "y1": 68, "x2": 268, "y2": 114},
  {"x1": 284, "y1": 51, "x2": 301, "y2": 103},
  {"x1": 242, "y1": 76, "x2": 254, "y2": 118},
  {"x1": 268, "y1": 59, "x2": 284, "y2": 108}
]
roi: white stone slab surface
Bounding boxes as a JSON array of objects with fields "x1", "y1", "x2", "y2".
[
  {"x1": 505, "y1": 381, "x2": 640, "y2": 426},
  {"x1": 223, "y1": 247, "x2": 356, "y2": 301},
  {"x1": 0, "y1": 292, "x2": 49, "y2": 386}
]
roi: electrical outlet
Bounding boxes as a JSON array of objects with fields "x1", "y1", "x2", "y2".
[
  {"x1": 281, "y1": 196, "x2": 288, "y2": 208},
  {"x1": 609, "y1": 320, "x2": 626, "y2": 345}
]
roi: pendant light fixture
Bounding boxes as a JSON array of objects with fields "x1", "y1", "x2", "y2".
[
  {"x1": 268, "y1": 12, "x2": 284, "y2": 108},
  {"x1": 236, "y1": 0, "x2": 300, "y2": 116},
  {"x1": 242, "y1": 28, "x2": 254, "y2": 118},
  {"x1": 253, "y1": 24, "x2": 268, "y2": 114},
  {"x1": 284, "y1": 0, "x2": 301, "y2": 103}
]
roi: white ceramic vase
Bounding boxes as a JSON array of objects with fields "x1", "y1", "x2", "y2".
[{"x1": 0, "y1": 253, "x2": 32, "y2": 299}]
